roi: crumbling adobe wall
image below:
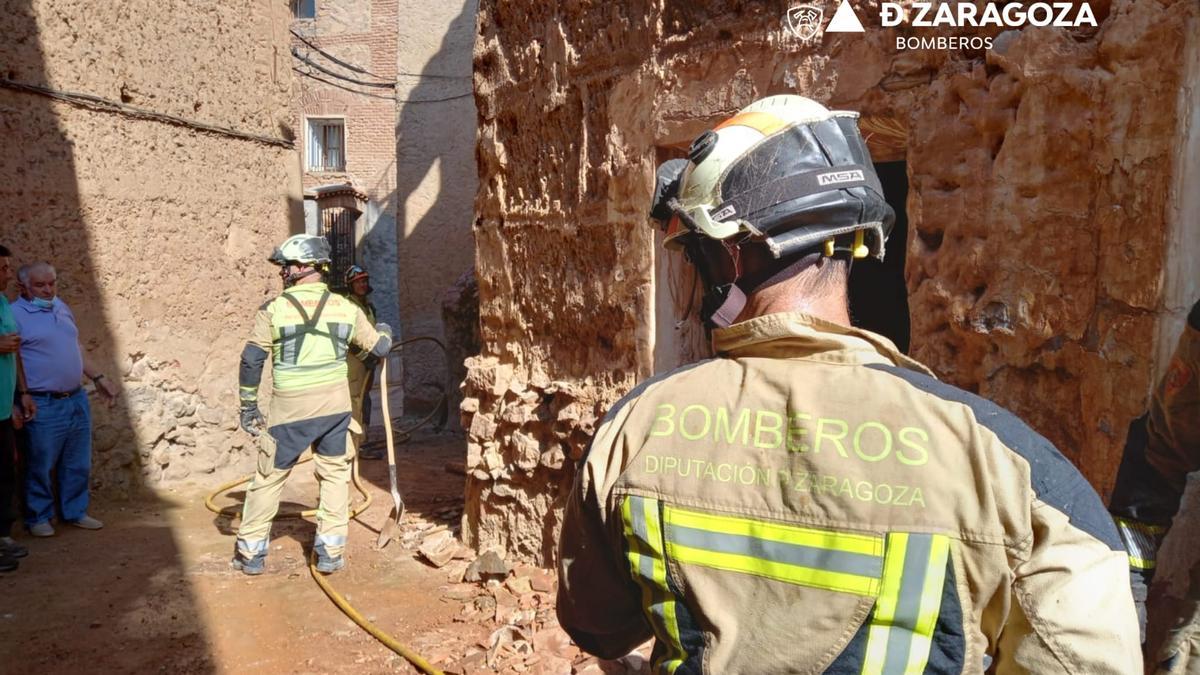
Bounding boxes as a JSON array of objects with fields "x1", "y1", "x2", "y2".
[
  {"x1": 0, "y1": 0, "x2": 300, "y2": 492},
  {"x1": 465, "y1": 0, "x2": 1197, "y2": 563}
]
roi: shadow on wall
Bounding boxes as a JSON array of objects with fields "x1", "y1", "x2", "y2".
[
  {"x1": 358, "y1": 172, "x2": 400, "y2": 331},
  {"x1": 394, "y1": 0, "x2": 478, "y2": 417},
  {"x1": 0, "y1": 1, "x2": 212, "y2": 669}
]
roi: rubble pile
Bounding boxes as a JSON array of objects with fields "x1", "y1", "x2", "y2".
[{"x1": 397, "y1": 512, "x2": 650, "y2": 674}]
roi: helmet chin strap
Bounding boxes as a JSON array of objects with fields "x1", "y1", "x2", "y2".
[
  {"x1": 282, "y1": 265, "x2": 319, "y2": 288},
  {"x1": 669, "y1": 197, "x2": 829, "y2": 329},
  {"x1": 691, "y1": 241, "x2": 828, "y2": 329}
]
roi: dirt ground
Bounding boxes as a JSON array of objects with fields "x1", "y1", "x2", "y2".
[{"x1": 0, "y1": 427, "x2": 638, "y2": 674}]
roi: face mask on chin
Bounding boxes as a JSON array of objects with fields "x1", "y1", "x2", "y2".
[{"x1": 31, "y1": 296, "x2": 55, "y2": 309}]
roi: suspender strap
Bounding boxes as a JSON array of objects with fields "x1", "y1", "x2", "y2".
[
  {"x1": 274, "y1": 290, "x2": 335, "y2": 363},
  {"x1": 280, "y1": 289, "x2": 331, "y2": 331}
]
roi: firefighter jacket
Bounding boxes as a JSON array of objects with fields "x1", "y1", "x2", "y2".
[
  {"x1": 557, "y1": 311, "x2": 1141, "y2": 674},
  {"x1": 1109, "y1": 301, "x2": 1200, "y2": 670},
  {"x1": 345, "y1": 293, "x2": 379, "y2": 397},
  {"x1": 1110, "y1": 303, "x2": 1200, "y2": 574},
  {"x1": 238, "y1": 282, "x2": 388, "y2": 465}
]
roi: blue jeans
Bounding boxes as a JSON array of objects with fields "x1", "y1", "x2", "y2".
[{"x1": 23, "y1": 389, "x2": 92, "y2": 525}]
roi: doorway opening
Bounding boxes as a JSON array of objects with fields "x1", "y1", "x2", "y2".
[{"x1": 848, "y1": 161, "x2": 911, "y2": 353}]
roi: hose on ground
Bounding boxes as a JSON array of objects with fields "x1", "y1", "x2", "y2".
[
  {"x1": 203, "y1": 453, "x2": 374, "y2": 519},
  {"x1": 309, "y1": 550, "x2": 445, "y2": 675}
]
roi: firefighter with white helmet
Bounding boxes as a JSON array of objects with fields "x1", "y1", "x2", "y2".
[
  {"x1": 556, "y1": 95, "x2": 1140, "y2": 673},
  {"x1": 233, "y1": 234, "x2": 392, "y2": 575}
]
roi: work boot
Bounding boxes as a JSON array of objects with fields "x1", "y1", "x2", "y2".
[
  {"x1": 0, "y1": 537, "x2": 28, "y2": 558},
  {"x1": 69, "y1": 515, "x2": 104, "y2": 530},
  {"x1": 28, "y1": 521, "x2": 54, "y2": 537},
  {"x1": 231, "y1": 552, "x2": 266, "y2": 576},
  {"x1": 0, "y1": 552, "x2": 17, "y2": 573},
  {"x1": 314, "y1": 543, "x2": 344, "y2": 574}
]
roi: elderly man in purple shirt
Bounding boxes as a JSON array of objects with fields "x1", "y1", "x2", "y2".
[{"x1": 14, "y1": 262, "x2": 117, "y2": 537}]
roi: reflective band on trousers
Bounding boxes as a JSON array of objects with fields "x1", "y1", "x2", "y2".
[
  {"x1": 1113, "y1": 517, "x2": 1164, "y2": 571},
  {"x1": 622, "y1": 496, "x2": 688, "y2": 674},
  {"x1": 861, "y1": 532, "x2": 951, "y2": 675},
  {"x1": 662, "y1": 504, "x2": 885, "y2": 596}
]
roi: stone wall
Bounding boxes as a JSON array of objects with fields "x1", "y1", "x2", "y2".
[
  {"x1": 0, "y1": 0, "x2": 300, "y2": 492},
  {"x1": 464, "y1": 0, "x2": 1199, "y2": 563},
  {"x1": 395, "y1": 0, "x2": 478, "y2": 417}
]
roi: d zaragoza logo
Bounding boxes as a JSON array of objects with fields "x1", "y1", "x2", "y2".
[
  {"x1": 785, "y1": 2, "x2": 1099, "y2": 51},
  {"x1": 887, "y1": 2, "x2": 1098, "y2": 50}
]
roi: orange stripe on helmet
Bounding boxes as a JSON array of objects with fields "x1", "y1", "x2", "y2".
[{"x1": 715, "y1": 111, "x2": 791, "y2": 136}]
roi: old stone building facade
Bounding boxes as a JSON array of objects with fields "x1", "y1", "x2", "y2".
[
  {"x1": 291, "y1": 0, "x2": 478, "y2": 418},
  {"x1": 462, "y1": 0, "x2": 1200, "y2": 563},
  {"x1": 0, "y1": 0, "x2": 480, "y2": 493},
  {"x1": 0, "y1": 0, "x2": 300, "y2": 491},
  {"x1": 291, "y1": 0, "x2": 401, "y2": 330}
]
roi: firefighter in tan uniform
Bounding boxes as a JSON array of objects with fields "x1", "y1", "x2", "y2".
[
  {"x1": 343, "y1": 265, "x2": 381, "y2": 459},
  {"x1": 233, "y1": 235, "x2": 391, "y2": 575},
  {"x1": 1110, "y1": 299, "x2": 1200, "y2": 673},
  {"x1": 556, "y1": 96, "x2": 1141, "y2": 674}
]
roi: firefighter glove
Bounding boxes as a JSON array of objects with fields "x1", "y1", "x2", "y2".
[{"x1": 240, "y1": 403, "x2": 266, "y2": 436}]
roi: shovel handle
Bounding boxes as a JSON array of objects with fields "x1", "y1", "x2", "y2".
[
  {"x1": 381, "y1": 357, "x2": 396, "y2": 464},
  {"x1": 380, "y1": 355, "x2": 404, "y2": 518}
]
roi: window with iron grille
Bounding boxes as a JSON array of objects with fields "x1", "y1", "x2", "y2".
[
  {"x1": 307, "y1": 118, "x2": 345, "y2": 172},
  {"x1": 323, "y1": 207, "x2": 358, "y2": 293},
  {"x1": 291, "y1": 0, "x2": 316, "y2": 19}
]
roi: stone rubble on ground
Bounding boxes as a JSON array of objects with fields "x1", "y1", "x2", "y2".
[
  {"x1": 391, "y1": 508, "x2": 650, "y2": 674},
  {"x1": 440, "y1": 553, "x2": 649, "y2": 674}
]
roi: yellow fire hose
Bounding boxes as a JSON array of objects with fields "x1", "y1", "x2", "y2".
[{"x1": 204, "y1": 337, "x2": 450, "y2": 675}]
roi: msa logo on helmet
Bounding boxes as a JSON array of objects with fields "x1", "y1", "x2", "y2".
[{"x1": 817, "y1": 170, "x2": 865, "y2": 186}]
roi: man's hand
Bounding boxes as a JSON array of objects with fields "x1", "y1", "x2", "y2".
[
  {"x1": 95, "y1": 375, "x2": 119, "y2": 407},
  {"x1": 0, "y1": 332, "x2": 19, "y2": 354},
  {"x1": 18, "y1": 393, "x2": 35, "y2": 424},
  {"x1": 240, "y1": 404, "x2": 266, "y2": 436},
  {"x1": 375, "y1": 322, "x2": 393, "y2": 338}
]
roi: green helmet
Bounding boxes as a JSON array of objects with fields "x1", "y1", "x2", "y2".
[{"x1": 268, "y1": 234, "x2": 332, "y2": 266}]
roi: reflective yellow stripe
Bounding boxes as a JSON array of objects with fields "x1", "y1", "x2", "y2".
[
  {"x1": 665, "y1": 507, "x2": 883, "y2": 556},
  {"x1": 862, "y1": 534, "x2": 909, "y2": 672},
  {"x1": 662, "y1": 505, "x2": 884, "y2": 597},
  {"x1": 905, "y1": 535, "x2": 950, "y2": 673},
  {"x1": 861, "y1": 533, "x2": 951, "y2": 675},
  {"x1": 1113, "y1": 517, "x2": 1164, "y2": 571},
  {"x1": 1113, "y1": 517, "x2": 1166, "y2": 535},
  {"x1": 668, "y1": 542, "x2": 882, "y2": 596},
  {"x1": 622, "y1": 496, "x2": 686, "y2": 674},
  {"x1": 1129, "y1": 555, "x2": 1156, "y2": 570},
  {"x1": 641, "y1": 498, "x2": 686, "y2": 673}
]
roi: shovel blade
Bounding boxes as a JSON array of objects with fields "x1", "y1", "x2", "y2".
[{"x1": 376, "y1": 511, "x2": 400, "y2": 549}]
